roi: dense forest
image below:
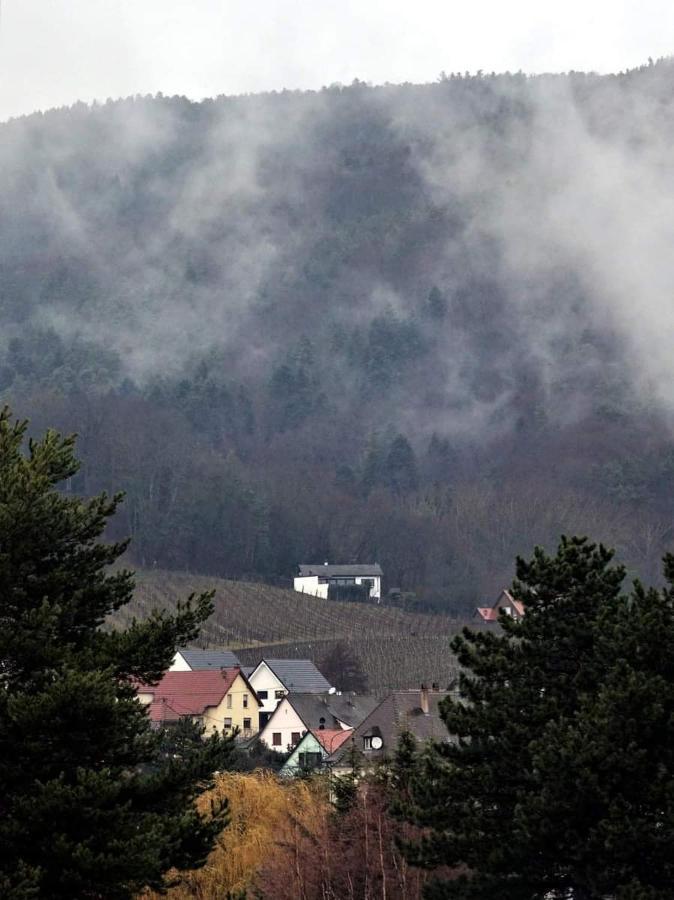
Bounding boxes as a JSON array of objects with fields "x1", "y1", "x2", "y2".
[{"x1": 3, "y1": 60, "x2": 674, "y2": 612}]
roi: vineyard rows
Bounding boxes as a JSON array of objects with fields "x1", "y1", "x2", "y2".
[{"x1": 111, "y1": 570, "x2": 468, "y2": 694}]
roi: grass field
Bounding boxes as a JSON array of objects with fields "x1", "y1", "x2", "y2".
[{"x1": 117, "y1": 570, "x2": 467, "y2": 694}]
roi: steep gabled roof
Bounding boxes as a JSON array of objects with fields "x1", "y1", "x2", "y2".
[
  {"x1": 138, "y1": 669, "x2": 240, "y2": 723},
  {"x1": 476, "y1": 589, "x2": 525, "y2": 622},
  {"x1": 138, "y1": 667, "x2": 259, "y2": 724},
  {"x1": 329, "y1": 690, "x2": 452, "y2": 764},
  {"x1": 178, "y1": 649, "x2": 241, "y2": 669},
  {"x1": 261, "y1": 659, "x2": 333, "y2": 693},
  {"x1": 297, "y1": 564, "x2": 383, "y2": 578},
  {"x1": 265, "y1": 692, "x2": 377, "y2": 735}
]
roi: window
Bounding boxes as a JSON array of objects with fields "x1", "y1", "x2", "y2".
[
  {"x1": 243, "y1": 693, "x2": 249, "y2": 709},
  {"x1": 291, "y1": 732, "x2": 301, "y2": 745},
  {"x1": 224, "y1": 718, "x2": 232, "y2": 730},
  {"x1": 299, "y1": 752, "x2": 322, "y2": 770},
  {"x1": 226, "y1": 694, "x2": 232, "y2": 709},
  {"x1": 257, "y1": 690, "x2": 268, "y2": 700},
  {"x1": 243, "y1": 718, "x2": 252, "y2": 731},
  {"x1": 275, "y1": 689, "x2": 285, "y2": 700},
  {"x1": 272, "y1": 732, "x2": 282, "y2": 746},
  {"x1": 318, "y1": 717, "x2": 326, "y2": 731},
  {"x1": 502, "y1": 606, "x2": 512, "y2": 616},
  {"x1": 363, "y1": 736, "x2": 373, "y2": 750}
]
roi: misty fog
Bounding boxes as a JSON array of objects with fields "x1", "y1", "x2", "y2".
[{"x1": 2, "y1": 61, "x2": 674, "y2": 609}]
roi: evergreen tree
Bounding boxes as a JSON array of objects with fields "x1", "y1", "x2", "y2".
[
  {"x1": 0, "y1": 409, "x2": 235, "y2": 899},
  {"x1": 403, "y1": 536, "x2": 674, "y2": 898},
  {"x1": 319, "y1": 641, "x2": 369, "y2": 693},
  {"x1": 385, "y1": 434, "x2": 418, "y2": 494}
]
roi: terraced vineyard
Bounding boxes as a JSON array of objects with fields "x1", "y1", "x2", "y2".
[{"x1": 115, "y1": 570, "x2": 467, "y2": 694}]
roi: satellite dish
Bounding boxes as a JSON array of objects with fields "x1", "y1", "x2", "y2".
[{"x1": 371, "y1": 736, "x2": 383, "y2": 750}]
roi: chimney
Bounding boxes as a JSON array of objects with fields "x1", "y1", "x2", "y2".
[{"x1": 420, "y1": 683, "x2": 429, "y2": 715}]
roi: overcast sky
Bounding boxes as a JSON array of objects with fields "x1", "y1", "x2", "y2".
[{"x1": 0, "y1": 0, "x2": 672, "y2": 121}]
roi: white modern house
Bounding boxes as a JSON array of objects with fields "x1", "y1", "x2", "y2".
[
  {"x1": 294, "y1": 563, "x2": 383, "y2": 602},
  {"x1": 244, "y1": 659, "x2": 334, "y2": 728}
]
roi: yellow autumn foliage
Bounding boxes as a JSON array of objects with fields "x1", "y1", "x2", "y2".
[{"x1": 143, "y1": 771, "x2": 328, "y2": 899}]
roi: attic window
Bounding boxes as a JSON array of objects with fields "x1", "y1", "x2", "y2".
[
  {"x1": 257, "y1": 690, "x2": 268, "y2": 700},
  {"x1": 363, "y1": 736, "x2": 373, "y2": 750},
  {"x1": 272, "y1": 732, "x2": 282, "y2": 746},
  {"x1": 319, "y1": 717, "x2": 326, "y2": 731},
  {"x1": 243, "y1": 693, "x2": 249, "y2": 708}
]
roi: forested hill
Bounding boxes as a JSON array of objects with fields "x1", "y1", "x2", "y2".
[{"x1": 4, "y1": 61, "x2": 674, "y2": 612}]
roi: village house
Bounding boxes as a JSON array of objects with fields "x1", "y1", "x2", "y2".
[
  {"x1": 136, "y1": 667, "x2": 260, "y2": 739},
  {"x1": 259, "y1": 691, "x2": 378, "y2": 753},
  {"x1": 294, "y1": 563, "x2": 383, "y2": 602},
  {"x1": 243, "y1": 659, "x2": 334, "y2": 729},
  {"x1": 280, "y1": 727, "x2": 353, "y2": 777},
  {"x1": 170, "y1": 648, "x2": 241, "y2": 671},
  {"x1": 475, "y1": 588, "x2": 525, "y2": 623},
  {"x1": 328, "y1": 685, "x2": 453, "y2": 775}
]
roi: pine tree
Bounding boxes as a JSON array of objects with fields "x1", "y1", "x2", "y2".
[
  {"x1": 0, "y1": 409, "x2": 235, "y2": 899},
  {"x1": 403, "y1": 536, "x2": 674, "y2": 898}
]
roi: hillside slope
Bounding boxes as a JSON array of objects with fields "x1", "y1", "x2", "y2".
[
  {"x1": 5, "y1": 65, "x2": 674, "y2": 608},
  {"x1": 117, "y1": 570, "x2": 462, "y2": 694}
]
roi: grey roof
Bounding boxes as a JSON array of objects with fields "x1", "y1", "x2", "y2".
[
  {"x1": 241, "y1": 666, "x2": 255, "y2": 678},
  {"x1": 329, "y1": 690, "x2": 453, "y2": 765},
  {"x1": 279, "y1": 692, "x2": 378, "y2": 732},
  {"x1": 298, "y1": 564, "x2": 383, "y2": 578},
  {"x1": 263, "y1": 659, "x2": 333, "y2": 693},
  {"x1": 179, "y1": 649, "x2": 241, "y2": 669}
]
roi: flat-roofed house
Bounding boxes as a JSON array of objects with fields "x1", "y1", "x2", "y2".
[{"x1": 294, "y1": 563, "x2": 383, "y2": 602}]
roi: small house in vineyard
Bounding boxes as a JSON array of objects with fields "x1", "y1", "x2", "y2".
[
  {"x1": 294, "y1": 563, "x2": 383, "y2": 602},
  {"x1": 475, "y1": 589, "x2": 525, "y2": 624}
]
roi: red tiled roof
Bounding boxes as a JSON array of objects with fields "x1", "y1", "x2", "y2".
[
  {"x1": 313, "y1": 728, "x2": 353, "y2": 753},
  {"x1": 476, "y1": 607, "x2": 499, "y2": 621},
  {"x1": 137, "y1": 668, "x2": 240, "y2": 723}
]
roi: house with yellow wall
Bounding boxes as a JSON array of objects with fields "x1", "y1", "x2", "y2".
[{"x1": 136, "y1": 667, "x2": 261, "y2": 739}]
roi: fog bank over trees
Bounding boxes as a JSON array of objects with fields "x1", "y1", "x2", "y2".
[{"x1": 3, "y1": 60, "x2": 674, "y2": 610}]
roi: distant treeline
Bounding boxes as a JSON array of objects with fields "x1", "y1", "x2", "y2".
[{"x1": 4, "y1": 62, "x2": 674, "y2": 612}]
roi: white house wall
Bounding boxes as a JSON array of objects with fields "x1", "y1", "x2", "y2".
[
  {"x1": 248, "y1": 662, "x2": 287, "y2": 717},
  {"x1": 259, "y1": 698, "x2": 309, "y2": 752},
  {"x1": 168, "y1": 652, "x2": 191, "y2": 671},
  {"x1": 293, "y1": 575, "x2": 328, "y2": 598},
  {"x1": 293, "y1": 575, "x2": 381, "y2": 601}
]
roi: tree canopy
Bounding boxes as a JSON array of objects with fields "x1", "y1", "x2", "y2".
[
  {"x1": 403, "y1": 536, "x2": 674, "y2": 899},
  {"x1": 0, "y1": 408, "x2": 234, "y2": 899}
]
